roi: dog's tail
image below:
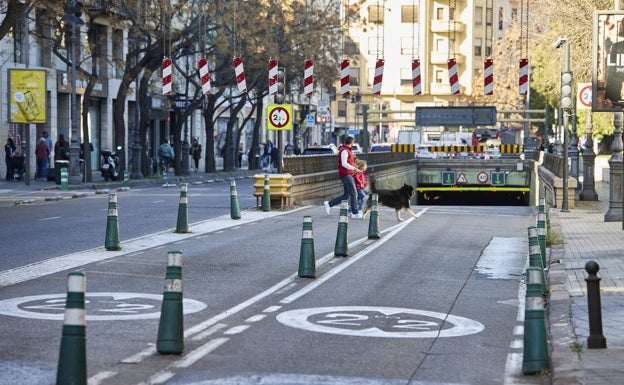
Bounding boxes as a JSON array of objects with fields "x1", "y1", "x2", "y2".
[{"x1": 369, "y1": 175, "x2": 377, "y2": 193}]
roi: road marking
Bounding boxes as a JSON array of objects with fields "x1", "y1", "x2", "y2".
[
  {"x1": 88, "y1": 370, "x2": 117, "y2": 385},
  {"x1": 0, "y1": 292, "x2": 206, "y2": 321},
  {"x1": 38, "y1": 216, "x2": 61, "y2": 221},
  {"x1": 120, "y1": 345, "x2": 156, "y2": 364},
  {"x1": 224, "y1": 325, "x2": 250, "y2": 335},
  {"x1": 276, "y1": 306, "x2": 484, "y2": 338},
  {"x1": 0, "y1": 209, "x2": 299, "y2": 287},
  {"x1": 163, "y1": 374, "x2": 464, "y2": 385},
  {"x1": 190, "y1": 323, "x2": 227, "y2": 341}
]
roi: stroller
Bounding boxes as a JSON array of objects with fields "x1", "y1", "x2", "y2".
[{"x1": 12, "y1": 156, "x2": 25, "y2": 181}]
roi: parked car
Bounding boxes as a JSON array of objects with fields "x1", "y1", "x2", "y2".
[
  {"x1": 351, "y1": 144, "x2": 361, "y2": 154},
  {"x1": 302, "y1": 145, "x2": 338, "y2": 155},
  {"x1": 369, "y1": 143, "x2": 393, "y2": 152}
]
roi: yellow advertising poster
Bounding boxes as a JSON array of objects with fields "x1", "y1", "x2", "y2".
[{"x1": 8, "y1": 69, "x2": 47, "y2": 124}]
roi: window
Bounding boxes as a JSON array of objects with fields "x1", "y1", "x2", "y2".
[
  {"x1": 345, "y1": 38, "x2": 360, "y2": 55},
  {"x1": 401, "y1": 5, "x2": 418, "y2": 23},
  {"x1": 401, "y1": 36, "x2": 416, "y2": 55},
  {"x1": 368, "y1": 4, "x2": 384, "y2": 24},
  {"x1": 112, "y1": 30, "x2": 124, "y2": 79},
  {"x1": 475, "y1": 6, "x2": 483, "y2": 25},
  {"x1": 349, "y1": 67, "x2": 360, "y2": 86},
  {"x1": 436, "y1": 70, "x2": 444, "y2": 84},
  {"x1": 474, "y1": 38, "x2": 482, "y2": 57},
  {"x1": 485, "y1": 39, "x2": 492, "y2": 57},
  {"x1": 435, "y1": 38, "x2": 445, "y2": 51},
  {"x1": 436, "y1": 7, "x2": 444, "y2": 20},
  {"x1": 338, "y1": 100, "x2": 347, "y2": 117},
  {"x1": 486, "y1": 7, "x2": 493, "y2": 26},
  {"x1": 400, "y1": 67, "x2": 412, "y2": 85},
  {"x1": 498, "y1": 7, "x2": 504, "y2": 30}
]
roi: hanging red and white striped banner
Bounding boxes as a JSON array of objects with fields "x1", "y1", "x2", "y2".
[
  {"x1": 519, "y1": 58, "x2": 529, "y2": 95},
  {"x1": 162, "y1": 57, "x2": 172, "y2": 95},
  {"x1": 484, "y1": 58, "x2": 494, "y2": 95},
  {"x1": 233, "y1": 56, "x2": 247, "y2": 94},
  {"x1": 268, "y1": 59, "x2": 278, "y2": 95},
  {"x1": 447, "y1": 58, "x2": 460, "y2": 95},
  {"x1": 340, "y1": 59, "x2": 350, "y2": 97},
  {"x1": 304, "y1": 59, "x2": 314, "y2": 96},
  {"x1": 412, "y1": 59, "x2": 422, "y2": 95},
  {"x1": 372, "y1": 59, "x2": 385, "y2": 95},
  {"x1": 198, "y1": 58, "x2": 211, "y2": 95}
]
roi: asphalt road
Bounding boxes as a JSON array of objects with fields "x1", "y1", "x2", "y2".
[{"x1": 0, "y1": 182, "x2": 548, "y2": 385}]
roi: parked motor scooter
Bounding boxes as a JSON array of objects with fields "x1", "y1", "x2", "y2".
[{"x1": 100, "y1": 146, "x2": 122, "y2": 181}]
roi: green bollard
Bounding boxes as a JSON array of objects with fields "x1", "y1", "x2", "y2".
[
  {"x1": 262, "y1": 174, "x2": 271, "y2": 212},
  {"x1": 56, "y1": 271, "x2": 87, "y2": 385},
  {"x1": 298, "y1": 216, "x2": 316, "y2": 278},
  {"x1": 367, "y1": 193, "x2": 380, "y2": 239},
  {"x1": 230, "y1": 180, "x2": 241, "y2": 220},
  {"x1": 527, "y1": 226, "x2": 546, "y2": 295},
  {"x1": 536, "y1": 212, "x2": 547, "y2": 268},
  {"x1": 334, "y1": 200, "x2": 349, "y2": 257},
  {"x1": 522, "y1": 267, "x2": 550, "y2": 375},
  {"x1": 162, "y1": 168, "x2": 168, "y2": 187},
  {"x1": 123, "y1": 170, "x2": 129, "y2": 188},
  {"x1": 157, "y1": 250, "x2": 184, "y2": 355},
  {"x1": 104, "y1": 193, "x2": 121, "y2": 251},
  {"x1": 60, "y1": 167, "x2": 69, "y2": 191},
  {"x1": 175, "y1": 183, "x2": 189, "y2": 233}
]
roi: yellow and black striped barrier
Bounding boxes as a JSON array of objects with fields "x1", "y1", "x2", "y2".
[
  {"x1": 499, "y1": 144, "x2": 523, "y2": 153},
  {"x1": 391, "y1": 143, "x2": 415, "y2": 153}
]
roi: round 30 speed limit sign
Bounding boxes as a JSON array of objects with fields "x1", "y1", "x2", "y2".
[{"x1": 267, "y1": 104, "x2": 293, "y2": 130}]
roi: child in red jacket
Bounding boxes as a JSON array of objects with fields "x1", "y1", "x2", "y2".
[{"x1": 354, "y1": 159, "x2": 368, "y2": 213}]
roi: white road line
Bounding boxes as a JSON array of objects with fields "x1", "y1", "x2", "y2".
[
  {"x1": 190, "y1": 323, "x2": 228, "y2": 341},
  {"x1": 120, "y1": 345, "x2": 157, "y2": 364},
  {"x1": 38, "y1": 216, "x2": 61, "y2": 221},
  {"x1": 173, "y1": 338, "x2": 229, "y2": 369},
  {"x1": 0, "y1": 209, "x2": 299, "y2": 287},
  {"x1": 88, "y1": 370, "x2": 117, "y2": 385},
  {"x1": 263, "y1": 305, "x2": 282, "y2": 313},
  {"x1": 224, "y1": 325, "x2": 250, "y2": 335},
  {"x1": 245, "y1": 314, "x2": 266, "y2": 323}
]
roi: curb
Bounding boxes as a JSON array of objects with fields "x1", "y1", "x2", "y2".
[{"x1": 547, "y1": 216, "x2": 584, "y2": 385}]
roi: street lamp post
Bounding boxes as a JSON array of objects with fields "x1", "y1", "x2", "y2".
[
  {"x1": 553, "y1": 36, "x2": 571, "y2": 211},
  {"x1": 63, "y1": 0, "x2": 84, "y2": 185},
  {"x1": 181, "y1": 49, "x2": 193, "y2": 175},
  {"x1": 580, "y1": 113, "x2": 598, "y2": 201},
  {"x1": 130, "y1": 39, "x2": 144, "y2": 179}
]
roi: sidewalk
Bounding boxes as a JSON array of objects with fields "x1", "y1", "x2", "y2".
[
  {"x1": 548, "y1": 160, "x2": 624, "y2": 384},
  {"x1": 0, "y1": 167, "x2": 258, "y2": 204}
]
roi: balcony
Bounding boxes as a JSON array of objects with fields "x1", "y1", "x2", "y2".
[{"x1": 430, "y1": 20, "x2": 466, "y2": 33}]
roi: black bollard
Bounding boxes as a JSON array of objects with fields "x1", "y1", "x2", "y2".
[{"x1": 585, "y1": 260, "x2": 607, "y2": 349}]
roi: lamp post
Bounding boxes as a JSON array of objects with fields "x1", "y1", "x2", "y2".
[
  {"x1": 351, "y1": 90, "x2": 361, "y2": 145},
  {"x1": 553, "y1": 36, "x2": 571, "y2": 211},
  {"x1": 63, "y1": 0, "x2": 84, "y2": 185},
  {"x1": 181, "y1": 48, "x2": 193, "y2": 175},
  {"x1": 130, "y1": 38, "x2": 144, "y2": 179},
  {"x1": 580, "y1": 113, "x2": 598, "y2": 201}
]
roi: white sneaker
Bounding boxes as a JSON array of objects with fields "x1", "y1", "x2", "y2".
[
  {"x1": 323, "y1": 201, "x2": 331, "y2": 215},
  {"x1": 351, "y1": 213, "x2": 363, "y2": 219}
]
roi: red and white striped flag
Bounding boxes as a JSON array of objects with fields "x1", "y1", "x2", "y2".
[
  {"x1": 412, "y1": 59, "x2": 422, "y2": 95},
  {"x1": 198, "y1": 58, "x2": 211, "y2": 95},
  {"x1": 233, "y1": 56, "x2": 247, "y2": 94},
  {"x1": 162, "y1": 57, "x2": 172, "y2": 95},
  {"x1": 372, "y1": 59, "x2": 385, "y2": 95},
  {"x1": 484, "y1": 58, "x2": 494, "y2": 95},
  {"x1": 519, "y1": 58, "x2": 528, "y2": 95},
  {"x1": 447, "y1": 58, "x2": 460, "y2": 95},
  {"x1": 268, "y1": 59, "x2": 278, "y2": 95},
  {"x1": 340, "y1": 59, "x2": 350, "y2": 97},
  {"x1": 304, "y1": 59, "x2": 314, "y2": 96}
]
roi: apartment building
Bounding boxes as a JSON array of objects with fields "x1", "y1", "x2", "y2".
[{"x1": 329, "y1": 0, "x2": 518, "y2": 146}]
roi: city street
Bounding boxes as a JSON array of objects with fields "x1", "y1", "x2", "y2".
[{"x1": 0, "y1": 181, "x2": 547, "y2": 385}]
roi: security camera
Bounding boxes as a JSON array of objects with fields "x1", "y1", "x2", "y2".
[{"x1": 552, "y1": 36, "x2": 567, "y2": 49}]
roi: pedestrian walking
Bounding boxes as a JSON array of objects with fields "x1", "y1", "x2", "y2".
[
  {"x1": 35, "y1": 137, "x2": 49, "y2": 181},
  {"x1": 191, "y1": 138, "x2": 202, "y2": 171},
  {"x1": 323, "y1": 136, "x2": 362, "y2": 218},
  {"x1": 54, "y1": 134, "x2": 70, "y2": 162},
  {"x1": 158, "y1": 140, "x2": 174, "y2": 171},
  {"x1": 4, "y1": 137, "x2": 16, "y2": 181},
  {"x1": 354, "y1": 159, "x2": 368, "y2": 212}
]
